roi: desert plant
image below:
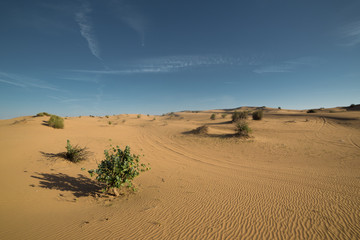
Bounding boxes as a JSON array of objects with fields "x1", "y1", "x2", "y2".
[
  {"x1": 252, "y1": 110, "x2": 263, "y2": 120},
  {"x1": 210, "y1": 113, "x2": 216, "y2": 120},
  {"x1": 191, "y1": 125, "x2": 209, "y2": 135},
  {"x1": 232, "y1": 111, "x2": 248, "y2": 122},
  {"x1": 65, "y1": 140, "x2": 88, "y2": 163},
  {"x1": 278, "y1": 107, "x2": 281, "y2": 110},
  {"x1": 235, "y1": 121, "x2": 251, "y2": 137},
  {"x1": 108, "y1": 121, "x2": 112, "y2": 125},
  {"x1": 221, "y1": 113, "x2": 227, "y2": 118},
  {"x1": 137, "y1": 114, "x2": 141, "y2": 118},
  {"x1": 48, "y1": 115, "x2": 64, "y2": 129},
  {"x1": 307, "y1": 109, "x2": 317, "y2": 113},
  {"x1": 88, "y1": 145, "x2": 150, "y2": 195},
  {"x1": 105, "y1": 115, "x2": 109, "y2": 118},
  {"x1": 36, "y1": 112, "x2": 51, "y2": 117}
]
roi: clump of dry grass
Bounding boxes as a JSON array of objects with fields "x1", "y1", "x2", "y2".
[{"x1": 190, "y1": 125, "x2": 209, "y2": 135}]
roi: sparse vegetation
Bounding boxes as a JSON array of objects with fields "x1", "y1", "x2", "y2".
[
  {"x1": 252, "y1": 110, "x2": 263, "y2": 120},
  {"x1": 65, "y1": 140, "x2": 89, "y2": 163},
  {"x1": 232, "y1": 111, "x2": 248, "y2": 122},
  {"x1": 191, "y1": 125, "x2": 209, "y2": 135},
  {"x1": 137, "y1": 114, "x2": 141, "y2": 118},
  {"x1": 48, "y1": 115, "x2": 64, "y2": 129},
  {"x1": 108, "y1": 121, "x2": 112, "y2": 125},
  {"x1": 35, "y1": 112, "x2": 51, "y2": 117},
  {"x1": 88, "y1": 145, "x2": 150, "y2": 195},
  {"x1": 221, "y1": 113, "x2": 227, "y2": 118},
  {"x1": 307, "y1": 109, "x2": 317, "y2": 113},
  {"x1": 105, "y1": 115, "x2": 109, "y2": 118},
  {"x1": 210, "y1": 113, "x2": 216, "y2": 120},
  {"x1": 235, "y1": 121, "x2": 251, "y2": 137},
  {"x1": 278, "y1": 107, "x2": 281, "y2": 110},
  {"x1": 350, "y1": 104, "x2": 355, "y2": 108}
]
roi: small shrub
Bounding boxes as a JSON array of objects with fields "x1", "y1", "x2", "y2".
[
  {"x1": 221, "y1": 113, "x2": 227, "y2": 118},
  {"x1": 105, "y1": 115, "x2": 109, "y2": 118},
  {"x1": 137, "y1": 114, "x2": 141, "y2": 118},
  {"x1": 65, "y1": 140, "x2": 88, "y2": 163},
  {"x1": 36, "y1": 112, "x2": 51, "y2": 117},
  {"x1": 122, "y1": 119, "x2": 126, "y2": 123},
  {"x1": 329, "y1": 110, "x2": 336, "y2": 113},
  {"x1": 307, "y1": 109, "x2": 317, "y2": 113},
  {"x1": 48, "y1": 115, "x2": 64, "y2": 129},
  {"x1": 191, "y1": 125, "x2": 209, "y2": 135},
  {"x1": 108, "y1": 121, "x2": 112, "y2": 125},
  {"x1": 88, "y1": 145, "x2": 150, "y2": 195},
  {"x1": 278, "y1": 107, "x2": 281, "y2": 110},
  {"x1": 350, "y1": 104, "x2": 355, "y2": 108},
  {"x1": 232, "y1": 111, "x2": 248, "y2": 122},
  {"x1": 235, "y1": 121, "x2": 251, "y2": 137},
  {"x1": 252, "y1": 110, "x2": 263, "y2": 120},
  {"x1": 210, "y1": 113, "x2": 216, "y2": 120},
  {"x1": 147, "y1": 114, "x2": 150, "y2": 117}
]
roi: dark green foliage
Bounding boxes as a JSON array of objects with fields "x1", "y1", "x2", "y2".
[
  {"x1": 137, "y1": 114, "x2": 141, "y2": 118},
  {"x1": 307, "y1": 109, "x2": 317, "y2": 113},
  {"x1": 48, "y1": 115, "x2": 64, "y2": 129},
  {"x1": 210, "y1": 113, "x2": 216, "y2": 120},
  {"x1": 108, "y1": 121, "x2": 112, "y2": 125},
  {"x1": 252, "y1": 110, "x2": 263, "y2": 120},
  {"x1": 235, "y1": 121, "x2": 251, "y2": 137},
  {"x1": 350, "y1": 104, "x2": 355, "y2": 108},
  {"x1": 221, "y1": 113, "x2": 227, "y2": 118},
  {"x1": 278, "y1": 107, "x2": 281, "y2": 110},
  {"x1": 191, "y1": 125, "x2": 209, "y2": 135},
  {"x1": 88, "y1": 145, "x2": 150, "y2": 193},
  {"x1": 65, "y1": 140, "x2": 88, "y2": 163},
  {"x1": 232, "y1": 111, "x2": 248, "y2": 122},
  {"x1": 36, "y1": 112, "x2": 51, "y2": 117}
]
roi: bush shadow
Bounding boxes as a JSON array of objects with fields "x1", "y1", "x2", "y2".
[{"x1": 31, "y1": 172, "x2": 103, "y2": 197}]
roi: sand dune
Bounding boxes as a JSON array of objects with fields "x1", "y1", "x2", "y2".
[{"x1": 1, "y1": 107, "x2": 360, "y2": 239}]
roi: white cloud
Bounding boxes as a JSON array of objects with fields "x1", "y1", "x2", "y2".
[
  {"x1": 340, "y1": 20, "x2": 360, "y2": 46},
  {"x1": 0, "y1": 71, "x2": 61, "y2": 91},
  {"x1": 75, "y1": 2, "x2": 102, "y2": 60}
]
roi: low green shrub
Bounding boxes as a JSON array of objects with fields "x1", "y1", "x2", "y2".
[
  {"x1": 232, "y1": 111, "x2": 248, "y2": 122},
  {"x1": 137, "y1": 114, "x2": 141, "y2": 118},
  {"x1": 210, "y1": 113, "x2": 216, "y2": 120},
  {"x1": 235, "y1": 121, "x2": 251, "y2": 137},
  {"x1": 88, "y1": 145, "x2": 150, "y2": 195},
  {"x1": 36, "y1": 112, "x2": 51, "y2": 117},
  {"x1": 65, "y1": 140, "x2": 88, "y2": 163},
  {"x1": 48, "y1": 115, "x2": 64, "y2": 129},
  {"x1": 307, "y1": 109, "x2": 317, "y2": 113},
  {"x1": 221, "y1": 113, "x2": 227, "y2": 118},
  {"x1": 108, "y1": 121, "x2": 112, "y2": 125},
  {"x1": 252, "y1": 110, "x2": 263, "y2": 120},
  {"x1": 191, "y1": 125, "x2": 209, "y2": 135}
]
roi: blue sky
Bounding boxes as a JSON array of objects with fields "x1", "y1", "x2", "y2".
[{"x1": 0, "y1": 0, "x2": 359, "y2": 119}]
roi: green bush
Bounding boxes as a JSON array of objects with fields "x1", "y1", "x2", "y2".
[
  {"x1": 221, "y1": 113, "x2": 227, "y2": 118},
  {"x1": 137, "y1": 114, "x2": 141, "y2": 118},
  {"x1": 210, "y1": 113, "x2": 216, "y2": 120},
  {"x1": 105, "y1": 115, "x2": 109, "y2": 118},
  {"x1": 48, "y1": 115, "x2": 64, "y2": 129},
  {"x1": 252, "y1": 110, "x2": 263, "y2": 120},
  {"x1": 307, "y1": 109, "x2": 317, "y2": 113},
  {"x1": 191, "y1": 125, "x2": 209, "y2": 135},
  {"x1": 36, "y1": 112, "x2": 51, "y2": 117},
  {"x1": 108, "y1": 121, "x2": 112, "y2": 125},
  {"x1": 65, "y1": 140, "x2": 88, "y2": 163},
  {"x1": 89, "y1": 145, "x2": 150, "y2": 195},
  {"x1": 232, "y1": 111, "x2": 248, "y2": 122},
  {"x1": 278, "y1": 107, "x2": 281, "y2": 110},
  {"x1": 235, "y1": 121, "x2": 251, "y2": 137}
]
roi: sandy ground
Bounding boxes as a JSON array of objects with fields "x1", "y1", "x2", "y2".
[{"x1": 0, "y1": 107, "x2": 360, "y2": 239}]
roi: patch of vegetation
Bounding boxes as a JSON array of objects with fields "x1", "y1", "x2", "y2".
[
  {"x1": 137, "y1": 114, "x2": 141, "y2": 118},
  {"x1": 278, "y1": 107, "x2": 281, "y2": 110},
  {"x1": 232, "y1": 111, "x2": 248, "y2": 122},
  {"x1": 48, "y1": 115, "x2": 64, "y2": 129},
  {"x1": 190, "y1": 125, "x2": 209, "y2": 135},
  {"x1": 105, "y1": 115, "x2": 109, "y2": 118},
  {"x1": 221, "y1": 113, "x2": 227, "y2": 118},
  {"x1": 210, "y1": 113, "x2": 216, "y2": 120},
  {"x1": 329, "y1": 110, "x2": 336, "y2": 113},
  {"x1": 88, "y1": 145, "x2": 150, "y2": 196},
  {"x1": 307, "y1": 109, "x2": 317, "y2": 113},
  {"x1": 122, "y1": 119, "x2": 126, "y2": 123},
  {"x1": 108, "y1": 121, "x2": 112, "y2": 125},
  {"x1": 252, "y1": 110, "x2": 263, "y2": 120},
  {"x1": 65, "y1": 140, "x2": 89, "y2": 163},
  {"x1": 235, "y1": 121, "x2": 251, "y2": 137},
  {"x1": 35, "y1": 112, "x2": 51, "y2": 117},
  {"x1": 350, "y1": 104, "x2": 355, "y2": 108}
]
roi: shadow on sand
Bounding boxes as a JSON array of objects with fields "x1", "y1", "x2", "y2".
[{"x1": 31, "y1": 172, "x2": 103, "y2": 197}]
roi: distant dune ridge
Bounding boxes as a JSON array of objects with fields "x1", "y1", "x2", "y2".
[{"x1": 1, "y1": 105, "x2": 360, "y2": 239}]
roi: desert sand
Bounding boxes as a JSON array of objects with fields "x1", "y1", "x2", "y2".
[{"x1": 0, "y1": 107, "x2": 360, "y2": 239}]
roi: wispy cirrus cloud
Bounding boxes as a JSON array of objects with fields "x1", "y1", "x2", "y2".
[
  {"x1": 69, "y1": 54, "x2": 249, "y2": 75},
  {"x1": 75, "y1": 2, "x2": 102, "y2": 60},
  {"x1": 253, "y1": 56, "x2": 320, "y2": 74},
  {"x1": 339, "y1": 20, "x2": 360, "y2": 46},
  {"x1": 0, "y1": 71, "x2": 61, "y2": 91}
]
